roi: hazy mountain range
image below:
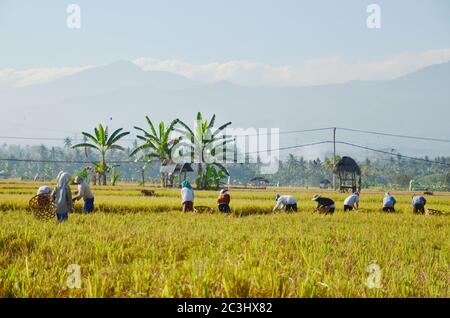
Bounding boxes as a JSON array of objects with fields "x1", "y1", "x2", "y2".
[{"x1": 1, "y1": 60, "x2": 450, "y2": 159}]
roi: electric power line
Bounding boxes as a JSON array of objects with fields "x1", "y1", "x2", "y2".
[
  {"x1": 0, "y1": 158, "x2": 133, "y2": 164},
  {"x1": 233, "y1": 127, "x2": 335, "y2": 137},
  {"x1": 2, "y1": 126, "x2": 449, "y2": 145},
  {"x1": 0, "y1": 141, "x2": 333, "y2": 164},
  {"x1": 1, "y1": 126, "x2": 449, "y2": 144},
  {"x1": 0, "y1": 128, "x2": 335, "y2": 142},
  {"x1": 336, "y1": 141, "x2": 450, "y2": 166},
  {"x1": 337, "y1": 127, "x2": 450, "y2": 143},
  {"x1": 1, "y1": 140, "x2": 448, "y2": 166},
  {"x1": 0, "y1": 136, "x2": 69, "y2": 141},
  {"x1": 244, "y1": 141, "x2": 332, "y2": 155}
]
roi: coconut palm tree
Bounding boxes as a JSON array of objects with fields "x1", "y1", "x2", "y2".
[
  {"x1": 174, "y1": 112, "x2": 233, "y2": 189},
  {"x1": 63, "y1": 137, "x2": 73, "y2": 150},
  {"x1": 72, "y1": 124, "x2": 130, "y2": 185},
  {"x1": 81, "y1": 135, "x2": 90, "y2": 158},
  {"x1": 130, "y1": 116, "x2": 180, "y2": 186}
]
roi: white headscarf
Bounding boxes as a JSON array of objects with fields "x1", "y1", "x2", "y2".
[
  {"x1": 37, "y1": 186, "x2": 52, "y2": 195},
  {"x1": 54, "y1": 172, "x2": 73, "y2": 214},
  {"x1": 58, "y1": 172, "x2": 71, "y2": 188},
  {"x1": 56, "y1": 171, "x2": 64, "y2": 184}
]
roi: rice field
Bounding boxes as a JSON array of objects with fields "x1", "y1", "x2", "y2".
[{"x1": 0, "y1": 180, "x2": 449, "y2": 298}]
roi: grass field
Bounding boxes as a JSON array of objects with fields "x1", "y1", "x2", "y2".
[{"x1": 0, "y1": 181, "x2": 449, "y2": 298}]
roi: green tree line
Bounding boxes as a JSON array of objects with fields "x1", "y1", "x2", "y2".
[{"x1": 1, "y1": 143, "x2": 449, "y2": 191}]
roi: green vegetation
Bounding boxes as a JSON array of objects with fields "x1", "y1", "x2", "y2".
[
  {"x1": 175, "y1": 112, "x2": 233, "y2": 189},
  {"x1": 1, "y1": 145, "x2": 448, "y2": 191},
  {"x1": 0, "y1": 114, "x2": 448, "y2": 191},
  {"x1": 0, "y1": 181, "x2": 448, "y2": 297},
  {"x1": 131, "y1": 116, "x2": 179, "y2": 187},
  {"x1": 72, "y1": 124, "x2": 130, "y2": 185}
]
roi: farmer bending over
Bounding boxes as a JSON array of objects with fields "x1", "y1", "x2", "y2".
[
  {"x1": 344, "y1": 192, "x2": 360, "y2": 211},
  {"x1": 73, "y1": 176, "x2": 95, "y2": 213},
  {"x1": 273, "y1": 194, "x2": 298, "y2": 212},
  {"x1": 312, "y1": 194, "x2": 335, "y2": 214},
  {"x1": 51, "y1": 172, "x2": 73, "y2": 223},
  {"x1": 217, "y1": 189, "x2": 231, "y2": 213},
  {"x1": 181, "y1": 180, "x2": 194, "y2": 212},
  {"x1": 382, "y1": 192, "x2": 396, "y2": 212},
  {"x1": 412, "y1": 194, "x2": 426, "y2": 214}
]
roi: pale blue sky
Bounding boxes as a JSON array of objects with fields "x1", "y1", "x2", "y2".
[{"x1": 1, "y1": 0, "x2": 449, "y2": 68}]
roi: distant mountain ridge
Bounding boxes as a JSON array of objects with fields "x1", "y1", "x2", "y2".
[{"x1": 1, "y1": 60, "x2": 449, "y2": 157}]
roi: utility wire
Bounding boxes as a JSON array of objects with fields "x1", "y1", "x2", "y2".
[
  {"x1": 336, "y1": 141, "x2": 450, "y2": 167},
  {"x1": 337, "y1": 127, "x2": 450, "y2": 143},
  {"x1": 243, "y1": 141, "x2": 332, "y2": 155},
  {"x1": 241, "y1": 140, "x2": 450, "y2": 166},
  {"x1": 233, "y1": 127, "x2": 334, "y2": 137},
  {"x1": 0, "y1": 128, "x2": 335, "y2": 142},
  {"x1": 0, "y1": 136, "x2": 69, "y2": 141},
  {"x1": 0, "y1": 141, "x2": 333, "y2": 164},
  {"x1": 0, "y1": 158, "x2": 133, "y2": 164},
  {"x1": 0, "y1": 126, "x2": 448, "y2": 144},
  {"x1": 1, "y1": 140, "x2": 448, "y2": 166}
]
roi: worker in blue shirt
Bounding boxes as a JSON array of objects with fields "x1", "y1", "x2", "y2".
[{"x1": 412, "y1": 194, "x2": 427, "y2": 214}]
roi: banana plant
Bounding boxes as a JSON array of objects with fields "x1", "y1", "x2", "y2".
[
  {"x1": 130, "y1": 116, "x2": 181, "y2": 186},
  {"x1": 110, "y1": 168, "x2": 120, "y2": 186},
  {"x1": 174, "y1": 112, "x2": 233, "y2": 189},
  {"x1": 72, "y1": 124, "x2": 130, "y2": 185},
  {"x1": 206, "y1": 164, "x2": 229, "y2": 190}
]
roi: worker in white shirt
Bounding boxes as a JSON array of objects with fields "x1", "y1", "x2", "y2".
[
  {"x1": 273, "y1": 194, "x2": 298, "y2": 212},
  {"x1": 73, "y1": 176, "x2": 95, "y2": 213},
  {"x1": 344, "y1": 192, "x2": 360, "y2": 211}
]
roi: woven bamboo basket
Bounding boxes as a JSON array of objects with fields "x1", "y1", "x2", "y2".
[{"x1": 29, "y1": 194, "x2": 56, "y2": 221}]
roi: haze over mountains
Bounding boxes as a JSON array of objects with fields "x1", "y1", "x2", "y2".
[{"x1": 1, "y1": 60, "x2": 450, "y2": 159}]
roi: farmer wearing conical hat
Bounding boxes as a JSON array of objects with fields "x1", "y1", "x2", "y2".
[{"x1": 312, "y1": 194, "x2": 335, "y2": 214}]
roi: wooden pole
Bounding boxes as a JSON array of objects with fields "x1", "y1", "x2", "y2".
[{"x1": 333, "y1": 127, "x2": 336, "y2": 190}]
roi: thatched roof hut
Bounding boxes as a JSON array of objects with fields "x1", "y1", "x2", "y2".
[
  {"x1": 319, "y1": 179, "x2": 331, "y2": 189},
  {"x1": 333, "y1": 156, "x2": 361, "y2": 192},
  {"x1": 249, "y1": 177, "x2": 270, "y2": 188},
  {"x1": 160, "y1": 159, "x2": 193, "y2": 187},
  {"x1": 333, "y1": 156, "x2": 361, "y2": 175},
  {"x1": 160, "y1": 159, "x2": 193, "y2": 174},
  {"x1": 250, "y1": 177, "x2": 270, "y2": 183}
]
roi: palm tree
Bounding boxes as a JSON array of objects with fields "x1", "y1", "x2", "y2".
[
  {"x1": 72, "y1": 124, "x2": 130, "y2": 185},
  {"x1": 174, "y1": 112, "x2": 233, "y2": 189},
  {"x1": 81, "y1": 135, "x2": 90, "y2": 158},
  {"x1": 63, "y1": 137, "x2": 73, "y2": 150},
  {"x1": 324, "y1": 155, "x2": 342, "y2": 171},
  {"x1": 129, "y1": 116, "x2": 180, "y2": 186}
]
